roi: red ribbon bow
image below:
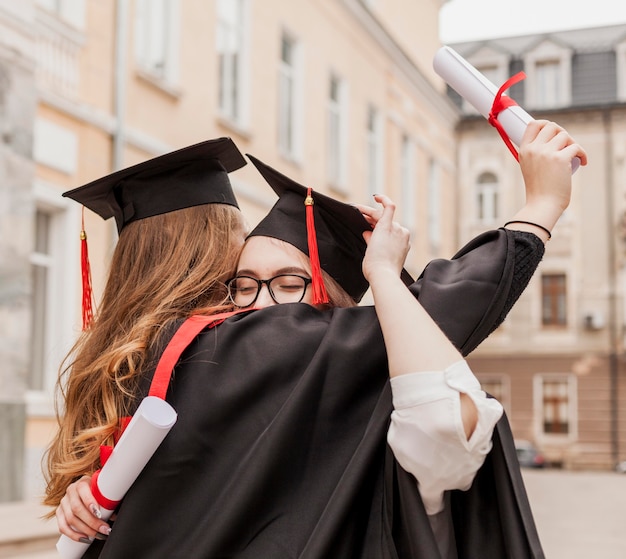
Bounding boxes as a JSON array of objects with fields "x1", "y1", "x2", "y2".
[{"x1": 488, "y1": 71, "x2": 527, "y2": 161}]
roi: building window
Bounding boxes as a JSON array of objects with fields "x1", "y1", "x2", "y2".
[
  {"x1": 278, "y1": 32, "x2": 301, "y2": 159},
  {"x1": 400, "y1": 134, "x2": 416, "y2": 230},
  {"x1": 535, "y1": 60, "x2": 561, "y2": 108},
  {"x1": 476, "y1": 172, "x2": 499, "y2": 224},
  {"x1": 479, "y1": 375, "x2": 510, "y2": 410},
  {"x1": 217, "y1": 0, "x2": 247, "y2": 124},
  {"x1": 327, "y1": 73, "x2": 347, "y2": 191},
  {"x1": 524, "y1": 41, "x2": 572, "y2": 109},
  {"x1": 27, "y1": 184, "x2": 79, "y2": 407},
  {"x1": 135, "y1": 0, "x2": 179, "y2": 83},
  {"x1": 427, "y1": 159, "x2": 440, "y2": 250},
  {"x1": 542, "y1": 273, "x2": 567, "y2": 327},
  {"x1": 366, "y1": 105, "x2": 383, "y2": 198},
  {"x1": 30, "y1": 210, "x2": 53, "y2": 392},
  {"x1": 481, "y1": 378, "x2": 504, "y2": 401},
  {"x1": 540, "y1": 377, "x2": 572, "y2": 435},
  {"x1": 36, "y1": 0, "x2": 86, "y2": 29}
]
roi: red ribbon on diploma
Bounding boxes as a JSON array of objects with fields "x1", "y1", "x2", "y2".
[
  {"x1": 90, "y1": 469, "x2": 122, "y2": 511},
  {"x1": 488, "y1": 72, "x2": 527, "y2": 161}
]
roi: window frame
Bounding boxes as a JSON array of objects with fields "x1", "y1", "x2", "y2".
[
  {"x1": 36, "y1": 0, "x2": 86, "y2": 29},
  {"x1": 534, "y1": 373, "x2": 578, "y2": 443},
  {"x1": 216, "y1": 0, "x2": 249, "y2": 127},
  {"x1": 477, "y1": 374, "x2": 511, "y2": 413},
  {"x1": 541, "y1": 272, "x2": 568, "y2": 328},
  {"x1": 400, "y1": 133, "x2": 416, "y2": 231},
  {"x1": 277, "y1": 29, "x2": 303, "y2": 162},
  {"x1": 26, "y1": 181, "x2": 80, "y2": 417},
  {"x1": 523, "y1": 40, "x2": 572, "y2": 109},
  {"x1": 366, "y1": 103, "x2": 384, "y2": 199},
  {"x1": 326, "y1": 72, "x2": 348, "y2": 193},
  {"x1": 134, "y1": 0, "x2": 180, "y2": 86},
  {"x1": 475, "y1": 171, "x2": 499, "y2": 225},
  {"x1": 427, "y1": 158, "x2": 440, "y2": 251}
]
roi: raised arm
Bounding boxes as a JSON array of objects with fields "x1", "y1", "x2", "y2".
[
  {"x1": 362, "y1": 197, "x2": 463, "y2": 377},
  {"x1": 504, "y1": 119, "x2": 587, "y2": 242},
  {"x1": 362, "y1": 196, "x2": 503, "y2": 516}
]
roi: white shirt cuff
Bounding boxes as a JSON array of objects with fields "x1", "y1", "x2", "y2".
[{"x1": 387, "y1": 360, "x2": 504, "y2": 515}]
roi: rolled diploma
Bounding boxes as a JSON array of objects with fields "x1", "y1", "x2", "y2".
[
  {"x1": 56, "y1": 396, "x2": 177, "y2": 559},
  {"x1": 433, "y1": 46, "x2": 580, "y2": 172}
]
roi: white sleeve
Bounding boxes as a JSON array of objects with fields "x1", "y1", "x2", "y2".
[{"x1": 387, "y1": 359, "x2": 503, "y2": 515}]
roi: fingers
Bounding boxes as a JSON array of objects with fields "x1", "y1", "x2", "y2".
[
  {"x1": 356, "y1": 195, "x2": 398, "y2": 228},
  {"x1": 367, "y1": 195, "x2": 410, "y2": 252},
  {"x1": 56, "y1": 476, "x2": 111, "y2": 541},
  {"x1": 521, "y1": 119, "x2": 545, "y2": 143},
  {"x1": 523, "y1": 120, "x2": 588, "y2": 165},
  {"x1": 354, "y1": 202, "x2": 381, "y2": 229},
  {"x1": 565, "y1": 143, "x2": 588, "y2": 166},
  {"x1": 373, "y1": 194, "x2": 397, "y2": 227}
]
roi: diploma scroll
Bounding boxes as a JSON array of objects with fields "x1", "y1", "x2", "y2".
[
  {"x1": 433, "y1": 46, "x2": 580, "y2": 173},
  {"x1": 56, "y1": 396, "x2": 177, "y2": 559}
]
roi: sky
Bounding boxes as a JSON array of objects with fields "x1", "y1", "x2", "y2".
[{"x1": 440, "y1": 0, "x2": 626, "y2": 43}]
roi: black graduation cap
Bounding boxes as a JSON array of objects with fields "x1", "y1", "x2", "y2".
[
  {"x1": 62, "y1": 137, "x2": 246, "y2": 233},
  {"x1": 246, "y1": 154, "x2": 414, "y2": 304}
]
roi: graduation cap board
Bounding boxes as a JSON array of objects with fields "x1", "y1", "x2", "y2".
[
  {"x1": 246, "y1": 154, "x2": 414, "y2": 304},
  {"x1": 63, "y1": 137, "x2": 246, "y2": 233},
  {"x1": 63, "y1": 137, "x2": 246, "y2": 330}
]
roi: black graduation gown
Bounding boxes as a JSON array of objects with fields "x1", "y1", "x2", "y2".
[{"x1": 84, "y1": 229, "x2": 545, "y2": 559}]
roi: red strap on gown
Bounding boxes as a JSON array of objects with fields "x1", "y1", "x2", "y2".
[
  {"x1": 149, "y1": 311, "x2": 247, "y2": 399},
  {"x1": 93, "y1": 310, "x2": 249, "y2": 509}
]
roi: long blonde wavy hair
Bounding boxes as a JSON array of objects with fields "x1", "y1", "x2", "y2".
[{"x1": 43, "y1": 203, "x2": 246, "y2": 512}]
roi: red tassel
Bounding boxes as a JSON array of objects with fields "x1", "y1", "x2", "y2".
[
  {"x1": 305, "y1": 188, "x2": 329, "y2": 305},
  {"x1": 80, "y1": 207, "x2": 95, "y2": 330}
]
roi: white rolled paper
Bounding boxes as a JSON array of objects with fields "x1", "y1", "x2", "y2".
[
  {"x1": 56, "y1": 396, "x2": 177, "y2": 559},
  {"x1": 433, "y1": 45, "x2": 580, "y2": 173}
]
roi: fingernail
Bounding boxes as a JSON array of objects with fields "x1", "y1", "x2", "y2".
[
  {"x1": 79, "y1": 537, "x2": 93, "y2": 544},
  {"x1": 90, "y1": 504, "x2": 102, "y2": 519},
  {"x1": 99, "y1": 525, "x2": 112, "y2": 536},
  {"x1": 94, "y1": 532, "x2": 108, "y2": 540}
]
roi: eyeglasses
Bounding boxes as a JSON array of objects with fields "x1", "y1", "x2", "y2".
[{"x1": 226, "y1": 274, "x2": 312, "y2": 308}]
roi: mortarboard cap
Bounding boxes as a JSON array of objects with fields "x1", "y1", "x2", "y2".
[
  {"x1": 63, "y1": 137, "x2": 246, "y2": 233},
  {"x1": 246, "y1": 154, "x2": 413, "y2": 303}
]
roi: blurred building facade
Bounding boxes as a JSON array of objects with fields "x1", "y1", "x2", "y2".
[
  {"x1": 5, "y1": 1, "x2": 625, "y2": 526},
  {"x1": 449, "y1": 24, "x2": 626, "y2": 470},
  {"x1": 0, "y1": 0, "x2": 458, "y2": 506}
]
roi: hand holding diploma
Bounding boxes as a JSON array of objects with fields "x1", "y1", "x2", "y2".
[
  {"x1": 56, "y1": 396, "x2": 177, "y2": 558},
  {"x1": 433, "y1": 45, "x2": 582, "y2": 173},
  {"x1": 433, "y1": 45, "x2": 587, "y2": 242}
]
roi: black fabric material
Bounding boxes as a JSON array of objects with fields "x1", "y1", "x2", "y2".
[
  {"x1": 63, "y1": 137, "x2": 244, "y2": 232},
  {"x1": 84, "y1": 229, "x2": 545, "y2": 559},
  {"x1": 246, "y1": 155, "x2": 413, "y2": 302}
]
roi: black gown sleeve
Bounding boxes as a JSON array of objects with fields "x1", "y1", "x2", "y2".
[
  {"x1": 488, "y1": 229, "x2": 544, "y2": 336},
  {"x1": 409, "y1": 228, "x2": 544, "y2": 356}
]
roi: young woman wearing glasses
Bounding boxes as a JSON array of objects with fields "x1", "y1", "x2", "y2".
[{"x1": 50, "y1": 121, "x2": 585, "y2": 558}]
